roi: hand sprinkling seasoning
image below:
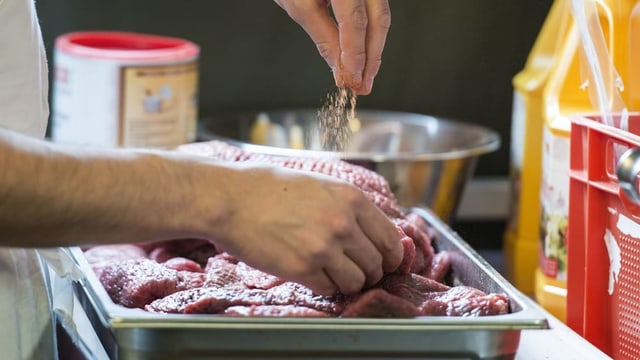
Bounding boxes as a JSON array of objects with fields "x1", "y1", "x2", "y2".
[{"x1": 318, "y1": 87, "x2": 357, "y2": 152}]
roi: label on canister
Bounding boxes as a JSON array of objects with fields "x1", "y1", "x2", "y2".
[{"x1": 52, "y1": 31, "x2": 199, "y2": 148}]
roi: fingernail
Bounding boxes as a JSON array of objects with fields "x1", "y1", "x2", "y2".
[
  {"x1": 363, "y1": 77, "x2": 374, "y2": 94},
  {"x1": 352, "y1": 72, "x2": 363, "y2": 88},
  {"x1": 334, "y1": 71, "x2": 346, "y2": 88}
]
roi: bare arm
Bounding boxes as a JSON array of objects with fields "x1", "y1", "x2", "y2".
[
  {"x1": 0, "y1": 128, "x2": 232, "y2": 247},
  {"x1": 0, "y1": 128, "x2": 402, "y2": 295}
]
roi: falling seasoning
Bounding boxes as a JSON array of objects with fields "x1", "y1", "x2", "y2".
[{"x1": 318, "y1": 87, "x2": 357, "y2": 152}]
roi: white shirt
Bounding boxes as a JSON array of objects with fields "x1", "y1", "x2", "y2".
[
  {"x1": 0, "y1": 0, "x2": 55, "y2": 359},
  {"x1": 0, "y1": 0, "x2": 48, "y2": 136}
]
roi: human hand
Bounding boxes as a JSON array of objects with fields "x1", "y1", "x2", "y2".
[
  {"x1": 210, "y1": 164, "x2": 403, "y2": 296},
  {"x1": 274, "y1": 0, "x2": 391, "y2": 95}
]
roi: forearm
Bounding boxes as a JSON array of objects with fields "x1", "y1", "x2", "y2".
[{"x1": 0, "y1": 129, "x2": 231, "y2": 247}]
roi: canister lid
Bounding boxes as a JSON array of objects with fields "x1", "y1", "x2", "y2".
[{"x1": 55, "y1": 31, "x2": 199, "y2": 62}]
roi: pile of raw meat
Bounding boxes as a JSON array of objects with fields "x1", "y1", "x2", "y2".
[{"x1": 83, "y1": 141, "x2": 509, "y2": 317}]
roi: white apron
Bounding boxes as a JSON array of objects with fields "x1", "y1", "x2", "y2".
[{"x1": 0, "y1": 0, "x2": 55, "y2": 359}]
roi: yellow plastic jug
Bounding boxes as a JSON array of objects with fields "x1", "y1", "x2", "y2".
[{"x1": 504, "y1": 0, "x2": 570, "y2": 296}]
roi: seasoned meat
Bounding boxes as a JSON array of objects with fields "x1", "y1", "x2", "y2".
[
  {"x1": 85, "y1": 141, "x2": 508, "y2": 318},
  {"x1": 99, "y1": 258, "x2": 206, "y2": 309},
  {"x1": 224, "y1": 305, "x2": 331, "y2": 317},
  {"x1": 146, "y1": 282, "x2": 344, "y2": 315}
]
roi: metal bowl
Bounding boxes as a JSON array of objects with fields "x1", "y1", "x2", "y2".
[{"x1": 198, "y1": 109, "x2": 500, "y2": 222}]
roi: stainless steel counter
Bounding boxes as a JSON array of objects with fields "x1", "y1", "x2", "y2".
[
  {"x1": 516, "y1": 310, "x2": 611, "y2": 359},
  {"x1": 473, "y1": 250, "x2": 611, "y2": 359}
]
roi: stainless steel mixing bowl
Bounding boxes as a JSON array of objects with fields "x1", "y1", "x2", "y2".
[{"x1": 198, "y1": 109, "x2": 500, "y2": 222}]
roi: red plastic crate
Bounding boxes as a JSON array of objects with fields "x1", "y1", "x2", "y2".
[{"x1": 568, "y1": 114, "x2": 640, "y2": 358}]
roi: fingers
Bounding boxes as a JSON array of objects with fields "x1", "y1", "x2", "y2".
[
  {"x1": 276, "y1": 0, "x2": 390, "y2": 94},
  {"x1": 287, "y1": 252, "x2": 368, "y2": 297},
  {"x1": 323, "y1": 254, "x2": 367, "y2": 295},
  {"x1": 356, "y1": 0, "x2": 391, "y2": 95},
  {"x1": 304, "y1": 202, "x2": 398, "y2": 296},
  {"x1": 275, "y1": 0, "x2": 341, "y2": 72},
  {"x1": 341, "y1": 224, "x2": 384, "y2": 288},
  {"x1": 320, "y1": 184, "x2": 402, "y2": 294},
  {"x1": 305, "y1": 269, "x2": 339, "y2": 296},
  {"x1": 309, "y1": 215, "x2": 383, "y2": 295},
  {"x1": 330, "y1": 0, "x2": 390, "y2": 93},
  {"x1": 356, "y1": 201, "x2": 404, "y2": 273},
  {"x1": 330, "y1": 0, "x2": 368, "y2": 88},
  {"x1": 320, "y1": 224, "x2": 383, "y2": 295}
]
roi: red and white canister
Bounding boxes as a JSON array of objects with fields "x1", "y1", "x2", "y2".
[{"x1": 52, "y1": 31, "x2": 200, "y2": 148}]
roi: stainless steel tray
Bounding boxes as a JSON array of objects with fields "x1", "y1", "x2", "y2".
[{"x1": 65, "y1": 207, "x2": 548, "y2": 359}]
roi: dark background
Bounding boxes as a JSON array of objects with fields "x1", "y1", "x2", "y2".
[{"x1": 35, "y1": 0, "x2": 553, "y2": 178}]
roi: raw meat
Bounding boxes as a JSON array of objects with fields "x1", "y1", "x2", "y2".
[
  {"x1": 178, "y1": 141, "x2": 435, "y2": 276},
  {"x1": 223, "y1": 305, "x2": 330, "y2": 317},
  {"x1": 341, "y1": 289, "x2": 421, "y2": 318},
  {"x1": 84, "y1": 140, "x2": 509, "y2": 318},
  {"x1": 99, "y1": 258, "x2": 206, "y2": 308},
  {"x1": 146, "y1": 282, "x2": 343, "y2": 315},
  {"x1": 163, "y1": 257, "x2": 204, "y2": 273},
  {"x1": 177, "y1": 141, "x2": 403, "y2": 219},
  {"x1": 426, "y1": 252, "x2": 451, "y2": 283},
  {"x1": 83, "y1": 244, "x2": 147, "y2": 278},
  {"x1": 381, "y1": 274, "x2": 509, "y2": 316},
  {"x1": 146, "y1": 238, "x2": 219, "y2": 267}
]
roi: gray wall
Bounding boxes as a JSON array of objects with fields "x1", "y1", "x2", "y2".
[{"x1": 36, "y1": 0, "x2": 553, "y2": 176}]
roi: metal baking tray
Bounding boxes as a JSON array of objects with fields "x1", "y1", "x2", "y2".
[{"x1": 65, "y1": 207, "x2": 548, "y2": 359}]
